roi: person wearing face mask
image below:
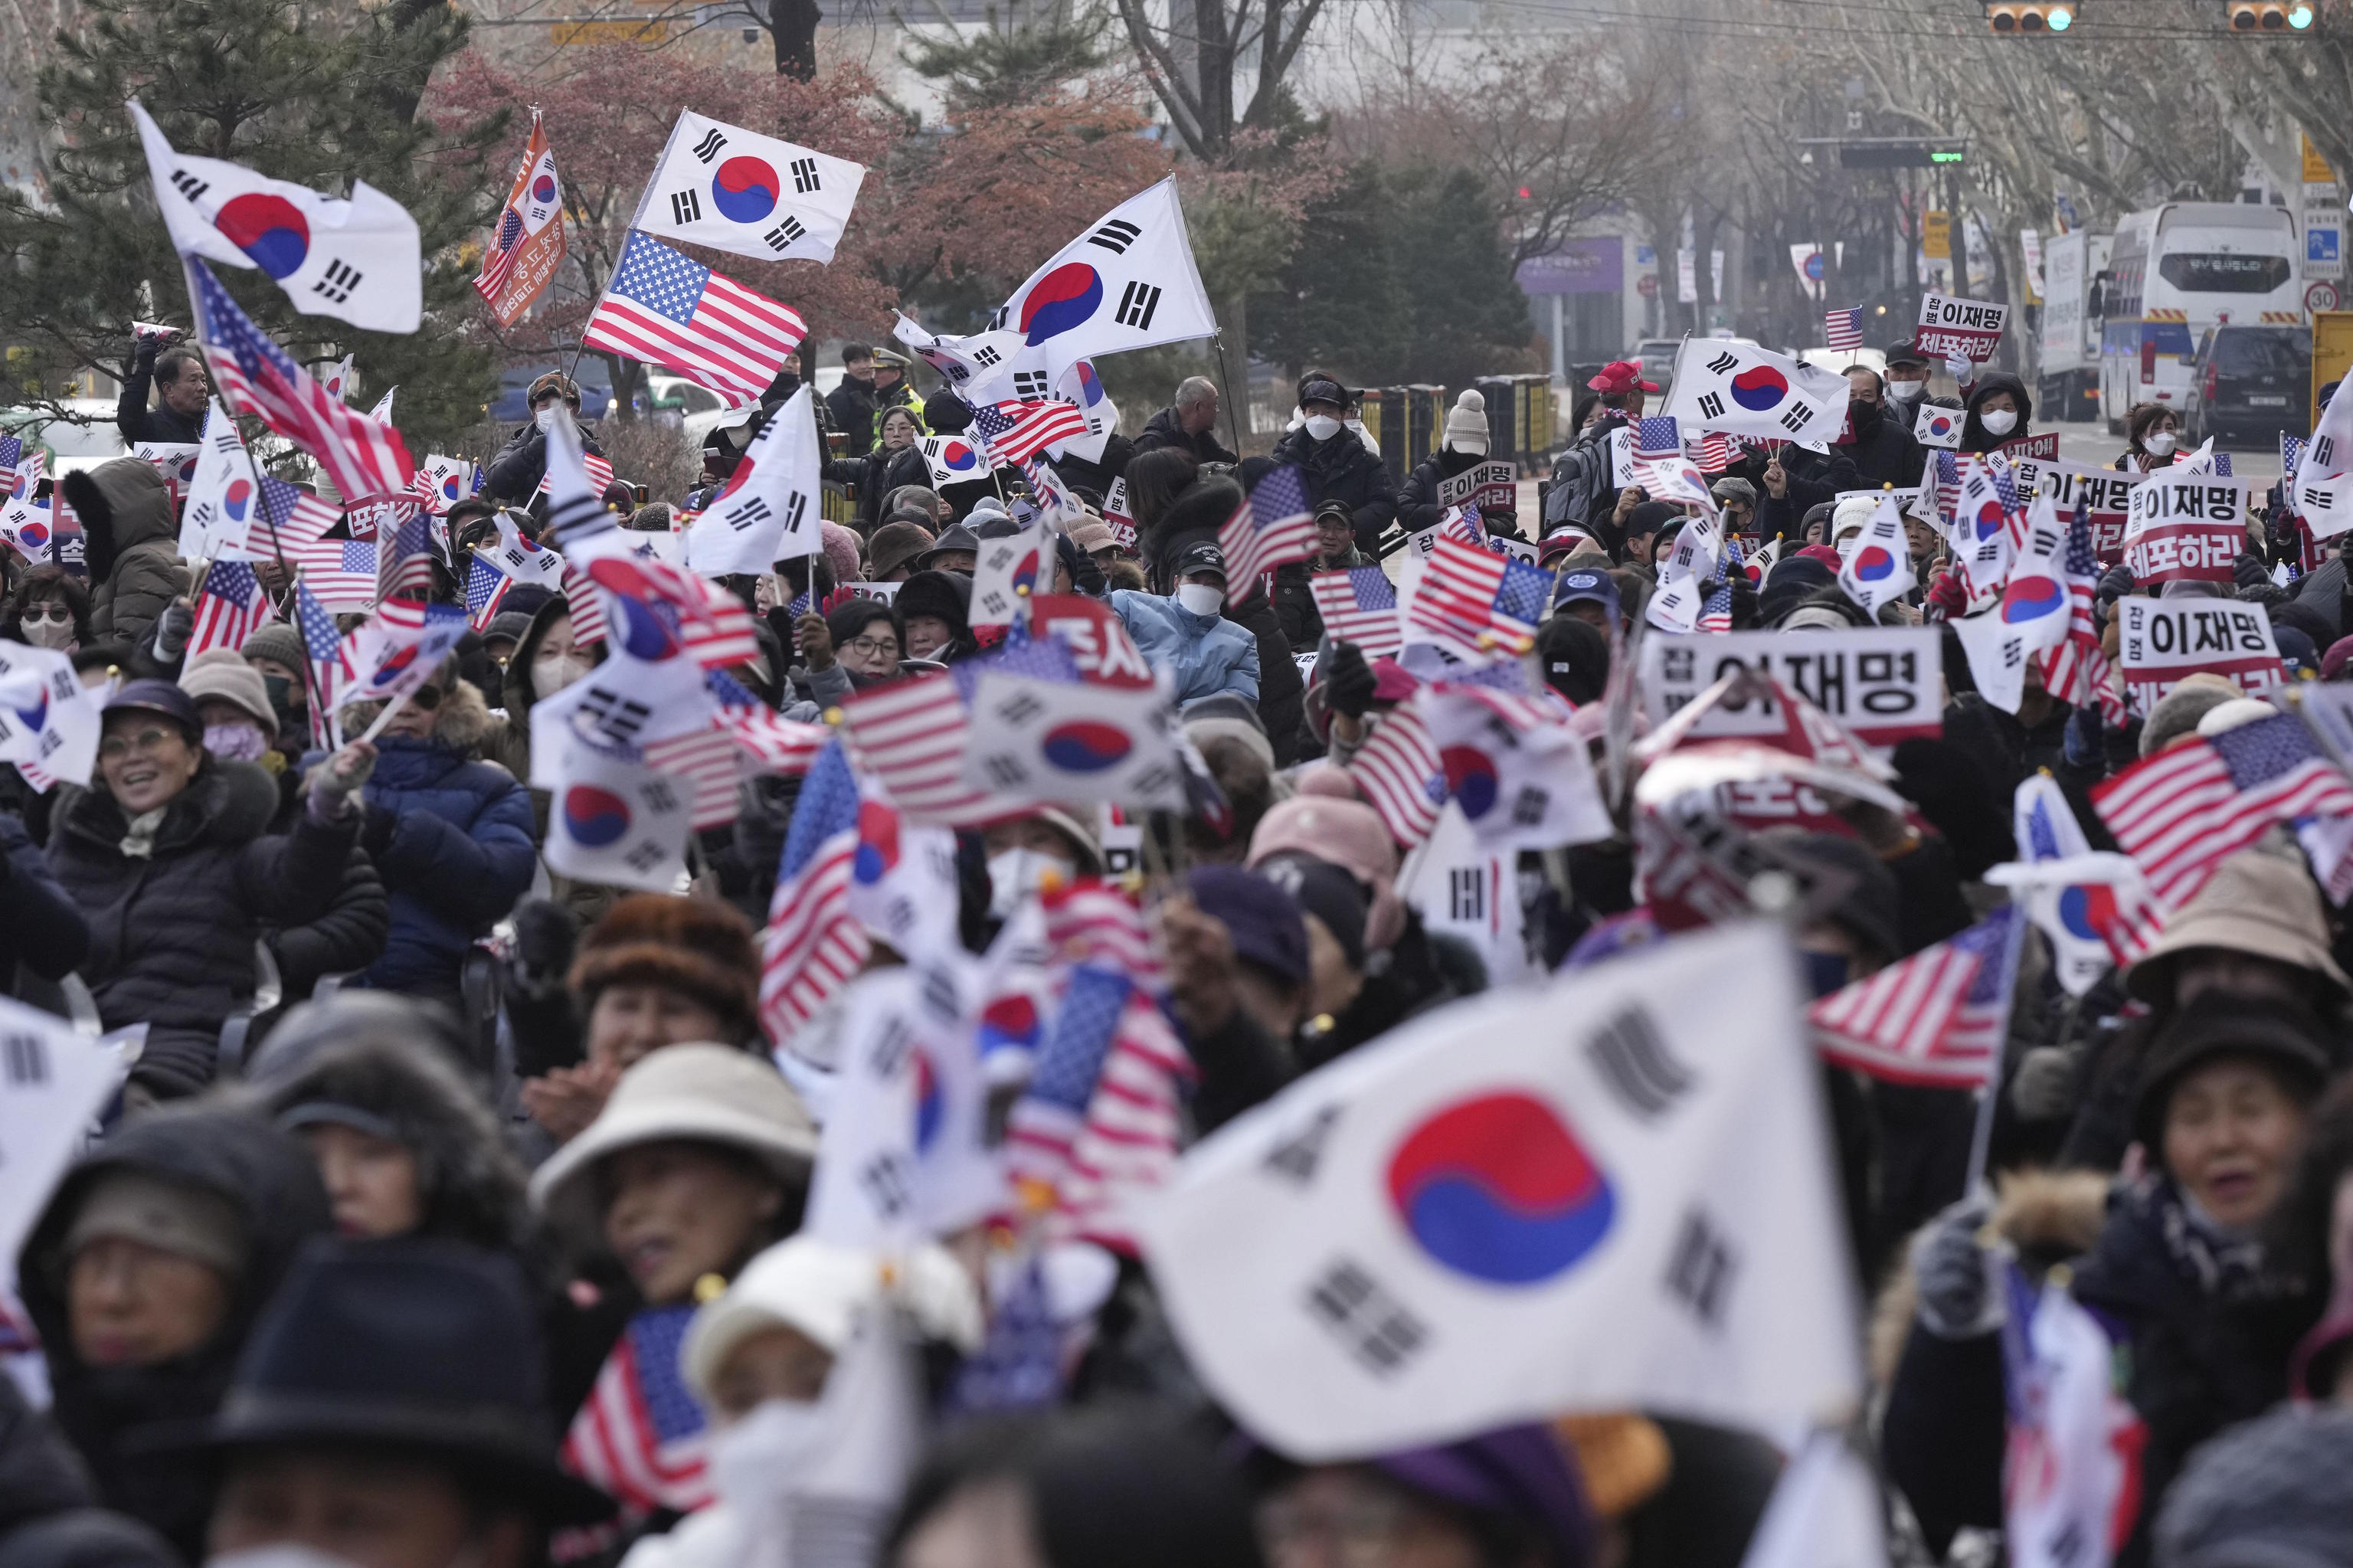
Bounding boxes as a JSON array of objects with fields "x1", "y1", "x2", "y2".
[
  {"x1": 1881, "y1": 340, "x2": 1962, "y2": 419},
  {"x1": 483, "y1": 372, "x2": 604, "y2": 505},
  {"x1": 2120, "y1": 401, "x2": 2184, "y2": 472},
  {"x1": 5, "y1": 565, "x2": 90, "y2": 653},
  {"x1": 1110, "y1": 539, "x2": 1260, "y2": 705},
  {"x1": 981, "y1": 807, "x2": 1103, "y2": 921},
  {"x1": 485, "y1": 594, "x2": 601, "y2": 827},
  {"x1": 1268, "y1": 375, "x2": 1398, "y2": 557},
  {"x1": 1840, "y1": 365, "x2": 1926, "y2": 490},
  {"x1": 1959, "y1": 372, "x2": 2034, "y2": 455},
  {"x1": 622, "y1": 1236, "x2": 983, "y2": 1568},
  {"x1": 237, "y1": 622, "x2": 316, "y2": 761},
  {"x1": 48, "y1": 682, "x2": 375, "y2": 1100},
  {"x1": 16, "y1": 1107, "x2": 335, "y2": 1560},
  {"x1": 1396, "y1": 389, "x2": 1498, "y2": 535},
  {"x1": 175, "y1": 1239, "x2": 614, "y2": 1568}
]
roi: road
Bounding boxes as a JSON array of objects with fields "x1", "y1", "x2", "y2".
[{"x1": 2046, "y1": 419, "x2": 2289, "y2": 483}]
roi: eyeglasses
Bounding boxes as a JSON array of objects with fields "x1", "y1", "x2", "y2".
[
  {"x1": 843, "y1": 637, "x2": 898, "y2": 659},
  {"x1": 20, "y1": 604, "x2": 71, "y2": 624},
  {"x1": 99, "y1": 726, "x2": 180, "y2": 759}
]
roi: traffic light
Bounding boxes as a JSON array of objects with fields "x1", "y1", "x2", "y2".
[
  {"x1": 1987, "y1": 2, "x2": 2075, "y2": 30},
  {"x1": 2227, "y1": 0, "x2": 2315, "y2": 25}
]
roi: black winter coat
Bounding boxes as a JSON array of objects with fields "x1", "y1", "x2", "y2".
[
  {"x1": 483, "y1": 419, "x2": 605, "y2": 504},
  {"x1": 1749, "y1": 447, "x2": 1862, "y2": 542},
  {"x1": 1270, "y1": 427, "x2": 1399, "y2": 556},
  {"x1": 112, "y1": 345, "x2": 203, "y2": 447},
  {"x1": 263, "y1": 834, "x2": 388, "y2": 1000},
  {"x1": 1131, "y1": 405, "x2": 1238, "y2": 466},
  {"x1": 47, "y1": 762, "x2": 360, "y2": 1098},
  {"x1": 1842, "y1": 404, "x2": 1926, "y2": 491},
  {"x1": 17, "y1": 1108, "x2": 332, "y2": 1561},
  {"x1": 0, "y1": 812, "x2": 87, "y2": 989},
  {"x1": 1398, "y1": 447, "x2": 1490, "y2": 535}
]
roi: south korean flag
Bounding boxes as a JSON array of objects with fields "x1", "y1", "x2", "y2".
[
  {"x1": 1661, "y1": 338, "x2": 1848, "y2": 447},
  {"x1": 682, "y1": 386, "x2": 823, "y2": 578},
  {"x1": 637, "y1": 110, "x2": 866, "y2": 265}
]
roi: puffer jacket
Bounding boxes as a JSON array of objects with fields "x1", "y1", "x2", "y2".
[
  {"x1": 263, "y1": 831, "x2": 388, "y2": 1001},
  {"x1": 483, "y1": 418, "x2": 604, "y2": 504},
  {"x1": 47, "y1": 761, "x2": 358, "y2": 1097},
  {"x1": 1270, "y1": 424, "x2": 1399, "y2": 555},
  {"x1": 0, "y1": 811, "x2": 88, "y2": 989},
  {"x1": 15, "y1": 1108, "x2": 332, "y2": 1560},
  {"x1": 352, "y1": 681, "x2": 536, "y2": 999},
  {"x1": 1398, "y1": 446, "x2": 1491, "y2": 535},
  {"x1": 1111, "y1": 590, "x2": 1260, "y2": 704},
  {"x1": 63, "y1": 460, "x2": 187, "y2": 651}
]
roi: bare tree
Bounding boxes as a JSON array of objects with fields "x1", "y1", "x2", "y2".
[{"x1": 1110, "y1": 0, "x2": 1326, "y2": 159}]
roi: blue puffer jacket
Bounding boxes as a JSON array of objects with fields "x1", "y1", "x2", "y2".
[
  {"x1": 351, "y1": 683, "x2": 536, "y2": 997},
  {"x1": 1111, "y1": 590, "x2": 1261, "y2": 704}
]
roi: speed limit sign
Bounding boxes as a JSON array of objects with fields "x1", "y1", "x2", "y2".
[{"x1": 2309, "y1": 280, "x2": 2341, "y2": 313}]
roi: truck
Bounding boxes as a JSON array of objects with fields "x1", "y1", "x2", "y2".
[{"x1": 2037, "y1": 228, "x2": 2112, "y2": 424}]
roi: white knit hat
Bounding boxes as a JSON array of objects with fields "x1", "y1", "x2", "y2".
[
  {"x1": 1829, "y1": 493, "x2": 1879, "y2": 548},
  {"x1": 681, "y1": 1235, "x2": 984, "y2": 1400},
  {"x1": 1443, "y1": 389, "x2": 1490, "y2": 454}
]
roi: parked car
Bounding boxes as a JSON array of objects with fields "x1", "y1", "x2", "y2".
[
  {"x1": 2184, "y1": 322, "x2": 2309, "y2": 447},
  {"x1": 0, "y1": 399, "x2": 129, "y2": 477},
  {"x1": 489, "y1": 364, "x2": 615, "y2": 423},
  {"x1": 1634, "y1": 339, "x2": 1680, "y2": 397}
]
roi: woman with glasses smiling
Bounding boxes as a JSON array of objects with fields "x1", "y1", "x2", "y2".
[{"x1": 47, "y1": 681, "x2": 375, "y2": 1104}]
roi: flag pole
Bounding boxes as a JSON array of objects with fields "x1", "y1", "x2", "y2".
[{"x1": 1212, "y1": 331, "x2": 1244, "y2": 460}]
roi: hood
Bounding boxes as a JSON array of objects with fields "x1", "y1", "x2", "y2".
[
  {"x1": 1961, "y1": 372, "x2": 2034, "y2": 451},
  {"x1": 57, "y1": 757, "x2": 280, "y2": 856},
  {"x1": 61, "y1": 460, "x2": 175, "y2": 555},
  {"x1": 250, "y1": 1035, "x2": 531, "y2": 1252},
  {"x1": 18, "y1": 1107, "x2": 332, "y2": 1398}
]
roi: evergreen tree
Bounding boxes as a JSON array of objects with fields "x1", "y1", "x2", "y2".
[
  {"x1": 898, "y1": 0, "x2": 1117, "y2": 113},
  {"x1": 1385, "y1": 167, "x2": 1536, "y2": 389},
  {"x1": 0, "y1": 0, "x2": 502, "y2": 453},
  {"x1": 1246, "y1": 160, "x2": 1405, "y2": 388}
]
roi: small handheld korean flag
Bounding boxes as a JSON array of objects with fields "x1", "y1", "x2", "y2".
[
  {"x1": 971, "y1": 525, "x2": 1049, "y2": 628},
  {"x1": 1915, "y1": 401, "x2": 1963, "y2": 450},
  {"x1": 1135, "y1": 921, "x2": 1860, "y2": 1458},
  {"x1": 637, "y1": 110, "x2": 866, "y2": 265},
  {"x1": 545, "y1": 728, "x2": 695, "y2": 892},
  {"x1": 1835, "y1": 493, "x2": 1916, "y2": 614},
  {"x1": 684, "y1": 387, "x2": 822, "y2": 578},
  {"x1": 1952, "y1": 490, "x2": 2073, "y2": 714},
  {"x1": 0, "y1": 994, "x2": 125, "y2": 1265},
  {"x1": 0, "y1": 643, "x2": 103, "y2": 789},
  {"x1": 130, "y1": 100, "x2": 422, "y2": 332},
  {"x1": 1661, "y1": 338, "x2": 1849, "y2": 447},
  {"x1": 176, "y1": 401, "x2": 263, "y2": 559}
]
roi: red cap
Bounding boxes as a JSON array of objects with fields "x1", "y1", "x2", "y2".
[{"x1": 1587, "y1": 360, "x2": 1659, "y2": 395}]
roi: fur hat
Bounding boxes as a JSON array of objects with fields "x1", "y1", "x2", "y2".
[
  {"x1": 568, "y1": 895, "x2": 762, "y2": 1043},
  {"x1": 1443, "y1": 388, "x2": 1489, "y2": 453}
]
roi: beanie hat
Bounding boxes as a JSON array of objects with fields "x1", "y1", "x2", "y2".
[
  {"x1": 2140, "y1": 673, "x2": 2243, "y2": 757},
  {"x1": 65, "y1": 1170, "x2": 247, "y2": 1277},
  {"x1": 682, "y1": 1236, "x2": 982, "y2": 1403},
  {"x1": 568, "y1": 895, "x2": 763, "y2": 1043},
  {"x1": 1443, "y1": 389, "x2": 1490, "y2": 455},
  {"x1": 1536, "y1": 615, "x2": 1610, "y2": 705},
  {"x1": 1185, "y1": 866, "x2": 1310, "y2": 988},
  {"x1": 481, "y1": 611, "x2": 535, "y2": 649},
  {"x1": 241, "y1": 622, "x2": 306, "y2": 672},
  {"x1": 2154, "y1": 1404, "x2": 2353, "y2": 1568},
  {"x1": 2132, "y1": 991, "x2": 2334, "y2": 1151},
  {"x1": 2197, "y1": 696, "x2": 2278, "y2": 738},
  {"x1": 818, "y1": 522, "x2": 862, "y2": 588},
  {"x1": 2323, "y1": 634, "x2": 2353, "y2": 681},
  {"x1": 180, "y1": 647, "x2": 278, "y2": 736},
  {"x1": 1829, "y1": 494, "x2": 1878, "y2": 549}
]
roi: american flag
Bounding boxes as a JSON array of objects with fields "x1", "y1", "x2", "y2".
[
  {"x1": 537, "y1": 451, "x2": 616, "y2": 502},
  {"x1": 375, "y1": 506, "x2": 434, "y2": 603},
  {"x1": 465, "y1": 553, "x2": 517, "y2": 628},
  {"x1": 968, "y1": 399, "x2": 1091, "y2": 467},
  {"x1": 1053, "y1": 990, "x2": 1190, "y2": 1254},
  {"x1": 641, "y1": 724, "x2": 742, "y2": 830},
  {"x1": 188, "y1": 260, "x2": 413, "y2": 503},
  {"x1": 1042, "y1": 879, "x2": 1162, "y2": 986},
  {"x1": 2285, "y1": 434, "x2": 2308, "y2": 479},
  {"x1": 1218, "y1": 465, "x2": 1312, "y2": 596},
  {"x1": 564, "y1": 565, "x2": 607, "y2": 649},
  {"x1": 560, "y1": 1304, "x2": 712, "y2": 1517},
  {"x1": 1004, "y1": 965, "x2": 1131, "y2": 1188},
  {"x1": 2039, "y1": 499, "x2": 2126, "y2": 725},
  {"x1": 1824, "y1": 307, "x2": 1865, "y2": 352},
  {"x1": 2093, "y1": 712, "x2": 2353, "y2": 907},
  {"x1": 1310, "y1": 566, "x2": 1402, "y2": 658},
  {"x1": 188, "y1": 560, "x2": 270, "y2": 659},
  {"x1": 1694, "y1": 431, "x2": 1736, "y2": 473},
  {"x1": 837, "y1": 636, "x2": 1080, "y2": 827},
  {"x1": 1633, "y1": 415, "x2": 1682, "y2": 461},
  {"x1": 1698, "y1": 555, "x2": 1735, "y2": 634},
  {"x1": 296, "y1": 580, "x2": 344, "y2": 749},
  {"x1": 709, "y1": 669, "x2": 827, "y2": 775},
  {"x1": 1404, "y1": 537, "x2": 1553, "y2": 654},
  {"x1": 256, "y1": 475, "x2": 342, "y2": 552},
  {"x1": 1928, "y1": 448, "x2": 1962, "y2": 525},
  {"x1": 1810, "y1": 907, "x2": 2021, "y2": 1088},
  {"x1": 290, "y1": 537, "x2": 379, "y2": 610},
  {"x1": 1347, "y1": 703, "x2": 1445, "y2": 846},
  {"x1": 947, "y1": 1255, "x2": 1063, "y2": 1413},
  {"x1": 582, "y1": 232, "x2": 804, "y2": 402},
  {"x1": 759, "y1": 738, "x2": 870, "y2": 1046},
  {"x1": 1440, "y1": 504, "x2": 1487, "y2": 548}
]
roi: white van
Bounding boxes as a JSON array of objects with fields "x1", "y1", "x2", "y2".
[{"x1": 2098, "y1": 202, "x2": 2300, "y2": 430}]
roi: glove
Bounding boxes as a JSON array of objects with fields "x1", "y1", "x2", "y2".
[
  {"x1": 1324, "y1": 640, "x2": 1377, "y2": 719},
  {"x1": 1912, "y1": 1192, "x2": 2004, "y2": 1339},
  {"x1": 1945, "y1": 352, "x2": 1973, "y2": 385},
  {"x1": 2096, "y1": 563, "x2": 2135, "y2": 608},
  {"x1": 2011, "y1": 1043, "x2": 2081, "y2": 1124},
  {"x1": 2233, "y1": 552, "x2": 2273, "y2": 592},
  {"x1": 2063, "y1": 703, "x2": 2103, "y2": 771},
  {"x1": 307, "y1": 741, "x2": 376, "y2": 811},
  {"x1": 1923, "y1": 568, "x2": 1969, "y2": 624},
  {"x1": 511, "y1": 896, "x2": 578, "y2": 982},
  {"x1": 152, "y1": 599, "x2": 193, "y2": 663}
]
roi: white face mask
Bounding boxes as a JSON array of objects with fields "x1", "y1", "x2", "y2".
[
  {"x1": 1176, "y1": 581, "x2": 1225, "y2": 616},
  {"x1": 2145, "y1": 430, "x2": 2178, "y2": 457},
  {"x1": 532, "y1": 653, "x2": 591, "y2": 697},
  {"x1": 988, "y1": 846, "x2": 1075, "y2": 919},
  {"x1": 208, "y1": 1548, "x2": 368, "y2": 1568},
  {"x1": 1885, "y1": 378, "x2": 1926, "y2": 403},
  {"x1": 1979, "y1": 408, "x2": 2018, "y2": 437},
  {"x1": 1304, "y1": 414, "x2": 1342, "y2": 441}
]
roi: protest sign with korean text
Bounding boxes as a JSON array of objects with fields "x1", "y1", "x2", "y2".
[
  {"x1": 1436, "y1": 460, "x2": 1518, "y2": 514},
  {"x1": 2000, "y1": 431, "x2": 2059, "y2": 463},
  {"x1": 2116, "y1": 597, "x2": 2285, "y2": 715},
  {"x1": 2122, "y1": 476, "x2": 2246, "y2": 584},
  {"x1": 1915, "y1": 293, "x2": 2009, "y2": 365},
  {"x1": 2037, "y1": 462, "x2": 2147, "y2": 563},
  {"x1": 1638, "y1": 625, "x2": 1942, "y2": 745}
]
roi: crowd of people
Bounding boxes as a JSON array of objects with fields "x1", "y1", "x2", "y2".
[{"x1": 4, "y1": 325, "x2": 2353, "y2": 1568}]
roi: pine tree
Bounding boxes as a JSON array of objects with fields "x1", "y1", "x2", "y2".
[{"x1": 0, "y1": 0, "x2": 502, "y2": 453}]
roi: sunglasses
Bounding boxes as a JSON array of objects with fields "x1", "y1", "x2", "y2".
[
  {"x1": 20, "y1": 604, "x2": 71, "y2": 624},
  {"x1": 410, "y1": 684, "x2": 444, "y2": 710}
]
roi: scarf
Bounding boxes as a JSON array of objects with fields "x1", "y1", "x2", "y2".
[{"x1": 117, "y1": 807, "x2": 167, "y2": 860}]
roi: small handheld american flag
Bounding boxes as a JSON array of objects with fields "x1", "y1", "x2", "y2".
[
  {"x1": 1218, "y1": 466, "x2": 1313, "y2": 601},
  {"x1": 1694, "y1": 432, "x2": 1736, "y2": 473},
  {"x1": 561, "y1": 1304, "x2": 712, "y2": 1516},
  {"x1": 1406, "y1": 538, "x2": 1554, "y2": 655},
  {"x1": 2094, "y1": 712, "x2": 2353, "y2": 908},
  {"x1": 1633, "y1": 416, "x2": 1682, "y2": 462},
  {"x1": 1347, "y1": 703, "x2": 1445, "y2": 846},
  {"x1": 582, "y1": 232, "x2": 804, "y2": 403},
  {"x1": 188, "y1": 560, "x2": 270, "y2": 660},
  {"x1": 759, "y1": 738, "x2": 869, "y2": 1048},
  {"x1": 1810, "y1": 906, "x2": 2021, "y2": 1088},
  {"x1": 970, "y1": 400, "x2": 1090, "y2": 467},
  {"x1": 1310, "y1": 566, "x2": 1401, "y2": 658},
  {"x1": 1824, "y1": 307, "x2": 1864, "y2": 352}
]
